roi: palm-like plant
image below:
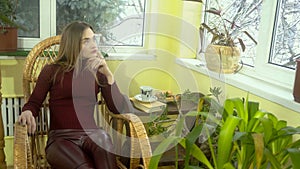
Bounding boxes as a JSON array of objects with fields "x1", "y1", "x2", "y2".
[
  {"x1": 149, "y1": 93, "x2": 300, "y2": 169},
  {"x1": 201, "y1": 0, "x2": 262, "y2": 52}
]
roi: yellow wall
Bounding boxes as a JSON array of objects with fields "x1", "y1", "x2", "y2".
[
  {"x1": 1, "y1": 59, "x2": 24, "y2": 97},
  {"x1": 1, "y1": 0, "x2": 300, "y2": 167}
]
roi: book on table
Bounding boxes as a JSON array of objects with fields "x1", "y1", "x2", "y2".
[{"x1": 131, "y1": 98, "x2": 167, "y2": 113}]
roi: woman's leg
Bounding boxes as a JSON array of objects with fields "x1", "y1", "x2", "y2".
[
  {"x1": 82, "y1": 129, "x2": 117, "y2": 169},
  {"x1": 46, "y1": 138, "x2": 95, "y2": 169}
]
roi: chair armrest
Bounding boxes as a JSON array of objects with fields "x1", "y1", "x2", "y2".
[
  {"x1": 13, "y1": 123, "x2": 33, "y2": 169},
  {"x1": 109, "y1": 112, "x2": 152, "y2": 169}
]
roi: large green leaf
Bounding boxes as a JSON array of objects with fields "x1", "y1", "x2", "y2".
[
  {"x1": 179, "y1": 139, "x2": 214, "y2": 169},
  {"x1": 247, "y1": 101, "x2": 259, "y2": 119},
  {"x1": 225, "y1": 98, "x2": 247, "y2": 131},
  {"x1": 270, "y1": 127, "x2": 300, "y2": 142},
  {"x1": 248, "y1": 110, "x2": 266, "y2": 132},
  {"x1": 264, "y1": 148, "x2": 282, "y2": 169},
  {"x1": 287, "y1": 148, "x2": 300, "y2": 169},
  {"x1": 252, "y1": 133, "x2": 264, "y2": 169},
  {"x1": 217, "y1": 115, "x2": 241, "y2": 168},
  {"x1": 259, "y1": 117, "x2": 273, "y2": 144},
  {"x1": 149, "y1": 136, "x2": 182, "y2": 168},
  {"x1": 184, "y1": 124, "x2": 204, "y2": 167}
]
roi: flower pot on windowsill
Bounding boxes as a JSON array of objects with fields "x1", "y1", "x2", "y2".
[
  {"x1": 204, "y1": 44, "x2": 241, "y2": 74},
  {"x1": 293, "y1": 59, "x2": 300, "y2": 103},
  {"x1": 0, "y1": 27, "x2": 18, "y2": 52}
]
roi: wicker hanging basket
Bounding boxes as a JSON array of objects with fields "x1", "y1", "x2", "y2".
[{"x1": 204, "y1": 44, "x2": 241, "y2": 74}]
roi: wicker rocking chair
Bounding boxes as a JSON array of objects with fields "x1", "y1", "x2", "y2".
[{"x1": 13, "y1": 35, "x2": 152, "y2": 169}]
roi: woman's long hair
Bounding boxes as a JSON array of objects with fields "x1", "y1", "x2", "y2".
[{"x1": 52, "y1": 21, "x2": 96, "y2": 84}]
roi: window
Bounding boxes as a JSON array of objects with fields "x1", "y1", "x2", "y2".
[
  {"x1": 202, "y1": 0, "x2": 297, "y2": 88},
  {"x1": 16, "y1": 0, "x2": 146, "y2": 51},
  {"x1": 269, "y1": 0, "x2": 300, "y2": 69}
]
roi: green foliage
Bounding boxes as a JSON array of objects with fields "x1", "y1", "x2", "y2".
[
  {"x1": 149, "y1": 91, "x2": 300, "y2": 169},
  {"x1": 145, "y1": 109, "x2": 170, "y2": 136},
  {"x1": 56, "y1": 0, "x2": 126, "y2": 40},
  {"x1": 0, "y1": 0, "x2": 18, "y2": 28}
]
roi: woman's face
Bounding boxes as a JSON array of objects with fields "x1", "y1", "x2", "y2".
[{"x1": 80, "y1": 28, "x2": 99, "y2": 59}]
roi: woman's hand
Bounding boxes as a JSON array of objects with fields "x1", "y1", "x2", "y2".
[
  {"x1": 86, "y1": 53, "x2": 115, "y2": 84},
  {"x1": 18, "y1": 110, "x2": 36, "y2": 134}
]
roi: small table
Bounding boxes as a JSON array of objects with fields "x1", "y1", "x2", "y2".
[{"x1": 132, "y1": 94, "x2": 199, "y2": 168}]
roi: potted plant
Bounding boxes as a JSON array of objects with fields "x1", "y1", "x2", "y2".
[
  {"x1": 149, "y1": 90, "x2": 300, "y2": 168},
  {"x1": 0, "y1": 0, "x2": 20, "y2": 52},
  {"x1": 201, "y1": 0, "x2": 261, "y2": 73}
]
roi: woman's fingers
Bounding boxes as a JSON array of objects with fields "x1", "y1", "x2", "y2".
[
  {"x1": 18, "y1": 111, "x2": 36, "y2": 134},
  {"x1": 28, "y1": 115, "x2": 36, "y2": 134},
  {"x1": 87, "y1": 57, "x2": 105, "y2": 71}
]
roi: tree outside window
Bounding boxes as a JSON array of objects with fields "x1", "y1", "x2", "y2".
[
  {"x1": 16, "y1": 0, "x2": 145, "y2": 48},
  {"x1": 270, "y1": 0, "x2": 300, "y2": 69}
]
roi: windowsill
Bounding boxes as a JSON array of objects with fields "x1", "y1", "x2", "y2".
[
  {"x1": 105, "y1": 53, "x2": 156, "y2": 60},
  {"x1": 176, "y1": 58, "x2": 300, "y2": 113},
  {"x1": 0, "y1": 53, "x2": 156, "y2": 60}
]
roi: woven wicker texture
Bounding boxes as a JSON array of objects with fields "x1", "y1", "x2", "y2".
[
  {"x1": 14, "y1": 123, "x2": 33, "y2": 169},
  {"x1": 14, "y1": 35, "x2": 152, "y2": 169}
]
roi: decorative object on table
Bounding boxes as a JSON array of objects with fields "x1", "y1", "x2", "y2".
[
  {"x1": 293, "y1": 59, "x2": 300, "y2": 103},
  {"x1": 155, "y1": 90, "x2": 175, "y2": 103},
  {"x1": 140, "y1": 86, "x2": 154, "y2": 101},
  {"x1": 201, "y1": 0, "x2": 260, "y2": 73},
  {"x1": 131, "y1": 97, "x2": 166, "y2": 113},
  {"x1": 134, "y1": 94, "x2": 157, "y2": 103},
  {"x1": 0, "y1": 0, "x2": 24, "y2": 52}
]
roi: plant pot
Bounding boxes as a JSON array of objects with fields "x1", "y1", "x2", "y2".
[
  {"x1": 293, "y1": 59, "x2": 300, "y2": 103},
  {"x1": 0, "y1": 27, "x2": 18, "y2": 52},
  {"x1": 204, "y1": 44, "x2": 241, "y2": 73}
]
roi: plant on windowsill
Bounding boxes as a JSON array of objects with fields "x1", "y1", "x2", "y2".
[
  {"x1": 0, "y1": 0, "x2": 24, "y2": 52},
  {"x1": 201, "y1": 0, "x2": 261, "y2": 74}
]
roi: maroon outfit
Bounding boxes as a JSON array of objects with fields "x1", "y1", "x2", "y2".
[{"x1": 22, "y1": 64, "x2": 134, "y2": 169}]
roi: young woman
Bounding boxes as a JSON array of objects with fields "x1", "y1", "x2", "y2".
[{"x1": 18, "y1": 21, "x2": 135, "y2": 169}]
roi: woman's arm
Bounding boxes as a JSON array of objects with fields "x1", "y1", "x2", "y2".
[
  {"x1": 18, "y1": 65, "x2": 53, "y2": 134},
  {"x1": 86, "y1": 52, "x2": 114, "y2": 84}
]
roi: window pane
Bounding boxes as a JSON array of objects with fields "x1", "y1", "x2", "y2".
[
  {"x1": 204, "y1": 0, "x2": 262, "y2": 66},
  {"x1": 269, "y1": 0, "x2": 300, "y2": 69},
  {"x1": 56, "y1": 0, "x2": 145, "y2": 46},
  {"x1": 16, "y1": 0, "x2": 40, "y2": 38}
]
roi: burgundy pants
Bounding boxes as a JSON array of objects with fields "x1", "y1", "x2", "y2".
[{"x1": 45, "y1": 129, "x2": 117, "y2": 169}]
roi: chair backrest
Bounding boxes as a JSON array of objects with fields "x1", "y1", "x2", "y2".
[
  {"x1": 21, "y1": 35, "x2": 152, "y2": 169},
  {"x1": 23, "y1": 35, "x2": 61, "y2": 168}
]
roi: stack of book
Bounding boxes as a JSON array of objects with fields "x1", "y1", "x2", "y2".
[{"x1": 131, "y1": 98, "x2": 167, "y2": 113}]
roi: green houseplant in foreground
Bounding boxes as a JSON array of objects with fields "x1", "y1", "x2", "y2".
[{"x1": 149, "y1": 92, "x2": 300, "y2": 169}]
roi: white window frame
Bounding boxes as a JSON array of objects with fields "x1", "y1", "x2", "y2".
[
  {"x1": 247, "y1": 0, "x2": 295, "y2": 88},
  {"x1": 177, "y1": 0, "x2": 300, "y2": 112},
  {"x1": 17, "y1": 0, "x2": 151, "y2": 58},
  {"x1": 17, "y1": 0, "x2": 52, "y2": 49}
]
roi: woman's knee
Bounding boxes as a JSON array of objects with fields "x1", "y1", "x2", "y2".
[
  {"x1": 84, "y1": 129, "x2": 114, "y2": 151},
  {"x1": 46, "y1": 138, "x2": 94, "y2": 169}
]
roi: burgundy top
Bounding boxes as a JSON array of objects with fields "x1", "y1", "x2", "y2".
[{"x1": 22, "y1": 64, "x2": 135, "y2": 130}]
